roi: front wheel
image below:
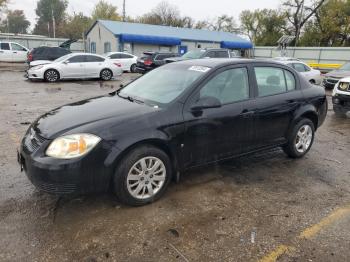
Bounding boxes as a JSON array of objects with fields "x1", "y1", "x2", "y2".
[
  {"x1": 113, "y1": 145, "x2": 172, "y2": 206},
  {"x1": 44, "y1": 69, "x2": 60, "y2": 82},
  {"x1": 100, "y1": 69, "x2": 113, "y2": 81},
  {"x1": 283, "y1": 119, "x2": 315, "y2": 158}
]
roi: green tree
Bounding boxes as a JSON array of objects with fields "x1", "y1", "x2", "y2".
[
  {"x1": 62, "y1": 12, "x2": 92, "y2": 39},
  {"x1": 91, "y1": 0, "x2": 121, "y2": 21},
  {"x1": 33, "y1": 0, "x2": 68, "y2": 37},
  {"x1": 1, "y1": 9, "x2": 30, "y2": 34},
  {"x1": 209, "y1": 15, "x2": 237, "y2": 33}
]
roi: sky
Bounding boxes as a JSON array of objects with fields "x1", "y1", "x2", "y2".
[{"x1": 8, "y1": 0, "x2": 282, "y2": 27}]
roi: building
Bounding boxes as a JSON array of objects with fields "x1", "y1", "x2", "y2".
[{"x1": 86, "y1": 20, "x2": 253, "y2": 57}]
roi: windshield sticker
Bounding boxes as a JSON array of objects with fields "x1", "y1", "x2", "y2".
[{"x1": 188, "y1": 66, "x2": 211, "y2": 73}]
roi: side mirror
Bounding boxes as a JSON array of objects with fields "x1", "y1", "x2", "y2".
[
  {"x1": 63, "y1": 60, "x2": 69, "y2": 64},
  {"x1": 191, "y1": 96, "x2": 222, "y2": 111}
]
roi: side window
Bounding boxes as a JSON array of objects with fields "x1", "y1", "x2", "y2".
[
  {"x1": 293, "y1": 63, "x2": 306, "y2": 72},
  {"x1": 90, "y1": 42, "x2": 96, "y2": 54},
  {"x1": 110, "y1": 54, "x2": 121, "y2": 59},
  {"x1": 104, "y1": 42, "x2": 111, "y2": 53},
  {"x1": 68, "y1": 55, "x2": 86, "y2": 63},
  {"x1": 255, "y1": 67, "x2": 295, "y2": 96},
  {"x1": 0, "y1": 43, "x2": 10, "y2": 50},
  {"x1": 11, "y1": 43, "x2": 26, "y2": 51},
  {"x1": 199, "y1": 68, "x2": 249, "y2": 104},
  {"x1": 206, "y1": 51, "x2": 216, "y2": 58},
  {"x1": 155, "y1": 54, "x2": 166, "y2": 60},
  {"x1": 285, "y1": 70, "x2": 296, "y2": 91},
  {"x1": 86, "y1": 55, "x2": 105, "y2": 62},
  {"x1": 120, "y1": 54, "x2": 133, "y2": 59},
  {"x1": 216, "y1": 51, "x2": 229, "y2": 58}
]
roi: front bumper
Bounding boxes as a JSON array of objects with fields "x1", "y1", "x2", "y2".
[
  {"x1": 332, "y1": 94, "x2": 350, "y2": 114},
  {"x1": 27, "y1": 69, "x2": 44, "y2": 79},
  {"x1": 18, "y1": 129, "x2": 119, "y2": 195}
]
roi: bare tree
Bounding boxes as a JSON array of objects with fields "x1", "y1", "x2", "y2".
[{"x1": 283, "y1": 0, "x2": 327, "y2": 45}]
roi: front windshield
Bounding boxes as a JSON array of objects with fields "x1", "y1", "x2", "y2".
[
  {"x1": 182, "y1": 50, "x2": 206, "y2": 59},
  {"x1": 54, "y1": 54, "x2": 72, "y2": 63},
  {"x1": 119, "y1": 64, "x2": 211, "y2": 105},
  {"x1": 340, "y1": 63, "x2": 350, "y2": 70}
]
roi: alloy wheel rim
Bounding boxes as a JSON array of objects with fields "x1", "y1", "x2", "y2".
[
  {"x1": 102, "y1": 70, "x2": 111, "y2": 80},
  {"x1": 295, "y1": 124, "x2": 313, "y2": 153},
  {"x1": 46, "y1": 71, "x2": 58, "y2": 81},
  {"x1": 126, "y1": 157, "x2": 166, "y2": 200}
]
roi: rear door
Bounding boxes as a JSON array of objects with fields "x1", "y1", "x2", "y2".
[
  {"x1": 10, "y1": 43, "x2": 28, "y2": 62},
  {"x1": 0, "y1": 43, "x2": 13, "y2": 62},
  {"x1": 84, "y1": 55, "x2": 105, "y2": 77},
  {"x1": 61, "y1": 55, "x2": 86, "y2": 78},
  {"x1": 183, "y1": 65, "x2": 256, "y2": 167},
  {"x1": 252, "y1": 65, "x2": 303, "y2": 148}
]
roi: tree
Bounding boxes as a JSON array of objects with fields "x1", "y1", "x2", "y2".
[
  {"x1": 91, "y1": 0, "x2": 121, "y2": 21},
  {"x1": 209, "y1": 15, "x2": 237, "y2": 33},
  {"x1": 33, "y1": 0, "x2": 68, "y2": 37},
  {"x1": 0, "y1": 9, "x2": 30, "y2": 34},
  {"x1": 62, "y1": 12, "x2": 92, "y2": 39},
  {"x1": 283, "y1": 0, "x2": 327, "y2": 45}
]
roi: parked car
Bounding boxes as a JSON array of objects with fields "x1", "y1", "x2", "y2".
[
  {"x1": 19, "y1": 59, "x2": 327, "y2": 206},
  {"x1": 135, "y1": 52, "x2": 178, "y2": 73},
  {"x1": 165, "y1": 48, "x2": 232, "y2": 63},
  {"x1": 27, "y1": 46, "x2": 71, "y2": 65},
  {"x1": 103, "y1": 52, "x2": 138, "y2": 72},
  {"x1": 332, "y1": 77, "x2": 350, "y2": 116},
  {"x1": 323, "y1": 62, "x2": 350, "y2": 89},
  {"x1": 26, "y1": 53, "x2": 122, "y2": 82},
  {"x1": 277, "y1": 59, "x2": 322, "y2": 85},
  {"x1": 0, "y1": 41, "x2": 28, "y2": 62}
]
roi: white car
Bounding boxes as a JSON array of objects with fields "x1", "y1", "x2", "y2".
[
  {"x1": 277, "y1": 59, "x2": 322, "y2": 85},
  {"x1": 332, "y1": 77, "x2": 350, "y2": 116},
  {"x1": 27, "y1": 53, "x2": 123, "y2": 82},
  {"x1": 0, "y1": 41, "x2": 28, "y2": 62},
  {"x1": 103, "y1": 52, "x2": 138, "y2": 72}
]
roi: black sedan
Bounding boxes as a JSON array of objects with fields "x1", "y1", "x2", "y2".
[{"x1": 19, "y1": 59, "x2": 327, "y2": 206}]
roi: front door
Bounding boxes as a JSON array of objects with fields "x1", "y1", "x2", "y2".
[
  {"x1": 62, "y1": 55, "x2": 86, "y2": 78},
  {"x1": 10, "y1": 43, "x2": 28, "y2": 62},
  {"x1": 253, "y1": 65, "x2": 302, "y2": 148},
  {"x1": 182, "y1": 66, "x2": 256, "y2": 167},
  {"x1": 0, "y1": 43, "x2": 12, "y2": 62}
]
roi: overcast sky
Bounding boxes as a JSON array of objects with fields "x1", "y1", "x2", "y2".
[{"x1": 8, "y1": 0, "x2": 282, "y2": 26}]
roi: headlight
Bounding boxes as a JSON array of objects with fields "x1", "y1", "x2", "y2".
[
  {"x1": 46, "y1": 133, "x2": 101, "y2": 159},
  {"x1": 32, "y1": 65, "x2": 44, "y2": 70}
]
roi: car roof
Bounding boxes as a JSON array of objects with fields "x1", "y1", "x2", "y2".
[
  {"x1": 276, "y1": 60, "x2": 307, "y2": 65},
  {"x1": 172, "y1": 58, "x2": 285, "y2": 68}
]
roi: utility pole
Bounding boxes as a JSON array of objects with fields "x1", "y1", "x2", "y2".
[
  {"x1": 52, "y1": 6, "x2": 56, "y2": 38},
  {"x1": 122, "y1": 0, "x2": 126, "y2": 22}
]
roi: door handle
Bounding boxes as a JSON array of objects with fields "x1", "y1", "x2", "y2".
[
  {"x1": 241, "y1": 110, "x2": 255, "y2": 118},
  {"x1": 13, "y1": 52, "x2": 17, "y2": 54}
]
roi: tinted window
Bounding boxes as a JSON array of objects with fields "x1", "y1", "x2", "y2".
[
  {"x1": 11, "y1": 43, "x2": 26, "y2": 51},
  {"x1": 200, "y1": 68, "x2": 249, "y2": 104},
  {"x1": 120, "y1": 54, "x2": 133, "y2": 59},
  {"x1": 215, "y1": 51, "x2": 229, "y2": 58},
  {"x1": 206, "y1": 51, "x2": 216, "y2": 58},
  {"x1": 68, "y1": 55, "x2": 86, "y2": 63},
  {"x1": 255, "y1": 67, "x2": 295, "y2": 96},
  {"x1": 86, "y1": 55, "x2": 105, "y2": 62},
  {"x1": 0, "y1": 43, "x2": 10, "y2": 50},
  {"x1": 110, "y1": 54, "x2": 121, "y2": 59},
  {"x1": 155, "y1": 54, "x2": 171, "y2": 60},
  {"x1": 293, "y1": 63, "x2": 307, "y2": 72}
]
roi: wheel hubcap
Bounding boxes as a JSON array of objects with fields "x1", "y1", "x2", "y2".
[
  {"x1": 295, "y1": 125, "x2": 313, "y2": 153},
  {"x1": 46, "y1": 71, "x2": 57, "y2": 81},
  {"x1": 126, "y1": 157, "x2": 166, "y2": 200},
  {"x1": 102, "y1": 70, "x2": 111, "y2": 80}
]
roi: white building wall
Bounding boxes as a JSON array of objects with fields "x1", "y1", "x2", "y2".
[{"x1": 86, "y1": 22, "x2": 118, "y2": 54}]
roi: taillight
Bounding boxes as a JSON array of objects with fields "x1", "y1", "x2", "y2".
[
  {"x1": 28, "y1": 53, "x2": 33, "y2": 62},
  {"x1": 114, "y1": 63, "x2": 121, "y2": 67},
  {"x1": 144, "y1": 59, "x2": 152, "y2": 66}
]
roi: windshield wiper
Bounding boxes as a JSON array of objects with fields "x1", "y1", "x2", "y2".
[{"x1": 117, "y1": 91, "x2": 144, "y2": 104}]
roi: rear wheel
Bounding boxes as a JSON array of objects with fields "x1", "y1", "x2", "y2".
[
  {"x1": 113, "y1": 145, "x2": 172, "y2": 206},
  {"x1": 283, "y1": 118, "x2": 315, "y2": 158},
  {"x1": 100, "y1": 69, "x2": 113, "y2": 81},
  {"x1": 44, "y1": 69, "x2": 59, "y2": 82},
  {"x1": 130, "y1": 64, "x2": 137, "y2": 73}
]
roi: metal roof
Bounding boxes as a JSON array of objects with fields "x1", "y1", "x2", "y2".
[{"x1": 93, "y1": 20, "x2": 252, "y2": 46}]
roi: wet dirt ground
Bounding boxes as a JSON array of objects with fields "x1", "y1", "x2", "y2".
[{"x1": 0, "y1": 67, "x2": 349, "y2": 262}]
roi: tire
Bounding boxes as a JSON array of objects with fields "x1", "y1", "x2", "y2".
[
  {"x1": 113, "y1": 145, "x2": 172, "y2": 206},
  {"x1": 309, "y1": 79, "x2": 316, "y2": 84},
  {"x1": 100, "y1": 69, "x2": 113, "y2": 81},
  {"x1": 283, "y1": 118, "x2": 315, "y2": 158},
  {"x1": 130, "y1": 64, "x2": 137, "y2": 73},
  {"x1": 44, "y1": 69, "x2": 59, "y2": 82}
]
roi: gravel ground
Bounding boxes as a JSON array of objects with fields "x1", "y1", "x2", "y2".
[{"x1": 0, "y1": 67, "x2": 349, "y2": 262}]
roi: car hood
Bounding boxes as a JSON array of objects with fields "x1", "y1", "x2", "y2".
[
  {"x1": 325, "y1": 70, "x2": 350, "y2": 78},
  {"x1": 30, "y1": 60, "x2": 52, "y2": 67},
  {"x1": 32, "y1": 93, "x2": 159, "y2": 139},
  {"x1": 166, "y1": 57, "x2": 186, "y2": 62}
]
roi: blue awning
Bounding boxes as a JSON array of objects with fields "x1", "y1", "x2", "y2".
[
  {"x1": 221, "y1": 41, "x2": 253, "y2": 49},
  {"x1": 119, "y1": 34, "x2": 181, "y2": 46}
]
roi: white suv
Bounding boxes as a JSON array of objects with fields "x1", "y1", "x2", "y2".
[
  {"x1": 332, "y1": 77, "x2": 350, "y2": 116},
  {"x1": 0, "y1": 42, "x2": 28, "y2": 62}
]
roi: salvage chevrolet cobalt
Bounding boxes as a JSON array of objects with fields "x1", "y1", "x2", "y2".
[{"x1": 19, "y1": 59, "x2": 327, "y2": 206}]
